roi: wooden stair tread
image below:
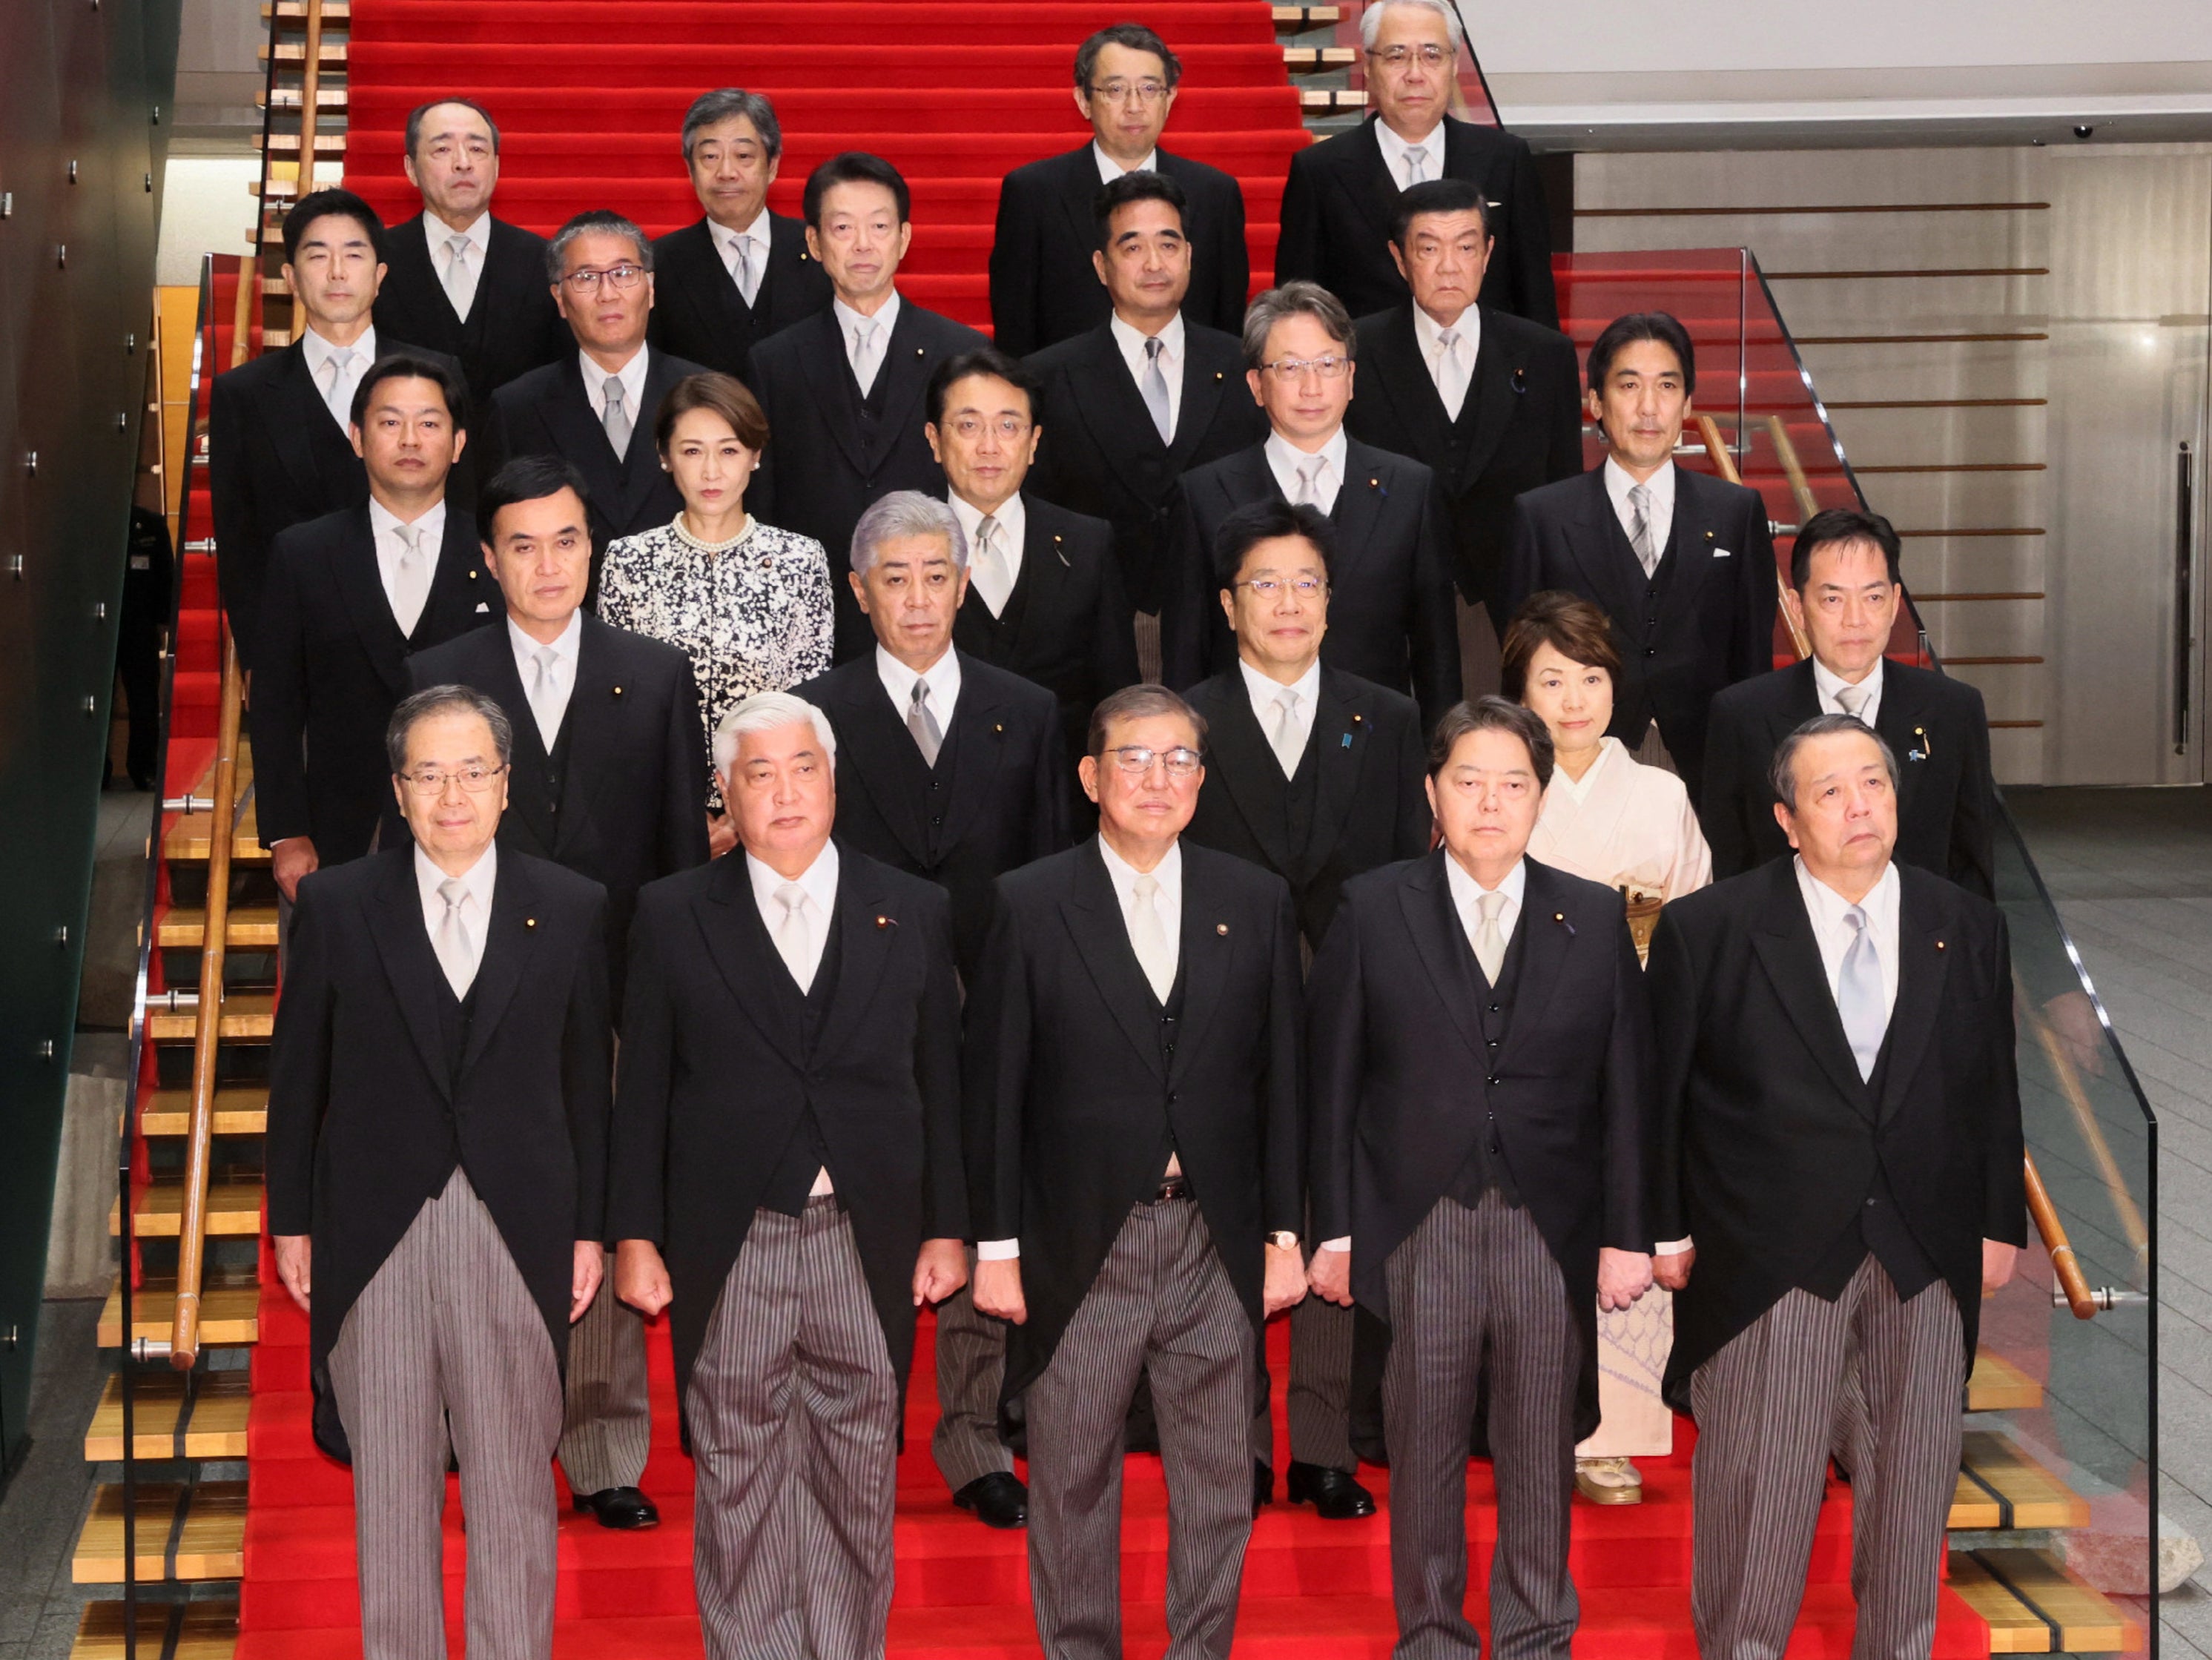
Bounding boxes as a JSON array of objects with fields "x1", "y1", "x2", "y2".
[
  {"x1": 1282, "y1": 44, "x2": 1356, "y2": 68},
  {"x1": 1951, "y1": 1432, "x2": 2090, "y2": 1531},
  {"x1": 85, "y1": 1372, "x2": 252, "y2": 1461},
  {"x1": 1949, "y1": 1547, "x2": 2144, "y2": 1653},
  {"x1": 1967, "y1": 1349, "x2": 2043, "y2": 1412},
  {"x1": 112, "y1": 1178, "x2": 264, "y2": 1238},
  {"x1": 156, "y1": 906, "x2": 282, "y2": 949},
  {"x1": 72, "y1": 1481, "x2": 248, "y2": 1583},
  {"x1": 140, "y1": 1087, "x2": 268, "y2": 1137},
  {"x1": 149, "y1": 993, "x2": 275, "y2": 1042},
  {"x1": 71, "y1": 1598, "x2": 238, "y2": 1660},
  {"x1": 99, "y1": 1270, "x2": 261, "y2": 1349},
  {"x1": 1272, "y1": 4, "x2": 1343, "y2": 22},
  {"x1": 161, "y1": 812, "x2": 270, "y2": 862}
]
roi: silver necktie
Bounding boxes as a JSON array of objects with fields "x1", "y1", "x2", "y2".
[
  {"x1": 1128, "y1": 872, "x2": 1175, "y2": 1002},
  {"x1": 1293, "y1": 454, "x2": 1329, "y2": 508},
  {"x1": 528, "y1": 645, "x2": 563, "y2": 748},
  {"x1": 1835, "y1": 682, "x2": 1872, "y2": 723},
  {"x1": 728, "y1": 235, "x2": 759, "y2": 306},
  {"x1": 772, "y1": 882, "x2": 813, "y2": 992},
  {"x1": 1404, "y1": 145, "x2": 1430, "y2": 187},
  {"x1": 1471, "y1": 888, "x2": 1507, "y2": 985},
  {"x1": 907, "y1": 679, "x2": 942, "y2": 767},
  {"x1": 318, "y1": 346, "x2": 360, "y2": 429},
  {"x1": 388, "y1": 523, "x2": 430, "y2": 637},
  {"x1": 433, "y1": 877, "x2": 477, "y2": 997},
  {"x1": 1266, "y1": 687, "x2": 1303, "y2": 777},
  {"x1": 970, "y1": 515, "x2": 1012, "y2": 618},
  {"x1": 849, "y1": 317, "x2": 881, "y2": 395},
  {"x1": 442, "y1": 232, "x2": 479, "y2": 319},
  {"x1": 1627, "y1": 482, "x2": 1660, "y2": 576},
  {"x1": 601, "y1": 376, "x2": 632, "y2": 459},
  {"x1": 1838, "y1": 905, "x2": 1886, "y2": 1080},
  {"x1": 1432, "y1": 326, "x2": 1468, "y2": 420},
  {"x1": 1140, "y1": 336, "x2": 1175, "y2": 444}
]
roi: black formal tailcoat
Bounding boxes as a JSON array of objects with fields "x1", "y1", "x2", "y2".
[
  {"x1": 1700, "y1": 658, "x2": 1997, "y2": 900},
  {"x1": 267, "y1": 844, "x2": 611, "y2": 1459},
  {"x1": 791, "y1": 652, "x2": 1069, "y2": 979},
  {"x1": 1646, "y1": 859, "x2": 2026, "y2": 1409},
  {"x1": 1501, "y1": 465, "x2": 1777, "y2": 800},
  {"x1": 647, "y1": 214, "x2": 833, "y2": 380},
  {"x1": 951, "y1": 495, "x2": 1140, "y2": 779},
  {"x1": 610, "y1": 847, "x2": 966, "y2": 1398},
  {"x1": 964, "y1": 839, "x2": 1304, "y2": 1406},
  {"x1": 1025, "y1": 318, "x2": 1268, "y2": 615},
  {"x1": 249, "y1": 504, "x2": 498, "y2": 859},
  {"x1": 746, "y1": 301, "x2": 991, "y2": 661},
  {"x1": 1275, "y1": 115, "x2": 1558, "y2": 328},
  {"x1": 1183, "y1": 666, "x2": 1430, "y2": 948},
  {"x1": 988, "y1": 145, "x2": 1250, "y2": 358},
  {"x1": 208, "y1": 334, "x2": 460, "y2": 669},
  {"x1": 480, "y1": 347, "x2": 707, "y2": 552},
  {"x1": 404, "y1": 615, "x2": 713, "y2": 1002},
  {"x1": 1345, "y1": 302, "x2": 1582, "y2": 612},
  {"x1": 373, "y1": 213, "x2": 569, "y2": 400},
  {"x1": 1161, "y1": 438, "x2": 1460, "y2": 730}
]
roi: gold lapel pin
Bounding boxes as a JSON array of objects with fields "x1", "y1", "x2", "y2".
[
  {"x1": 1553, "y1": 912, "x2": 1565, "y2": 923},
  {"x1": 1213, "y1": 371, "x2": 1224, "y2": 381},
  {"x1": 1368, "y1": 477, "x2": 1380, "y2": 488},
  {"x1": 1935, "y1": 939, "x2": 1947, "y2": 951},
  {"x1": 525, "y1": 917, "x2": 538, "y2": 929},
  {"x1": 467, "y1": 569, "x2": 478, "y2": 578},
  {"x1": 612, "y1": 685, "x2": 624, "y2": 697},
  {"x1": 1705, "y1": 530, "x2": 1715, "y2": 540},
  {"x1": 1216, "y1": 922, "x2": 1229, "y2": 936},
  {"x1": 876, "y1": 914, "x2": 893, "y2": 929},
  {"x1": 1350, "y1": 712, "x2": 1364, "y2": 725},
  {"x1": 914, "y1": 347, "x2": 925, "y2": 357},
  {"x1": 994, "y1": 722, "x2": 1004, "y2": 733}
]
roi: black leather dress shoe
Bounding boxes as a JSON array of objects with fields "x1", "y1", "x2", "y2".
[
  {"x1": 1252, "y1": 1459, "x2": 1273, "y2": 1515},
  {"x1": 1285, "y1": 1461, "x2": 1377, "y2": 1519},
  {"x1": 572, "y1": 1487, "x2": 660, "y2": 1530},
  {"x1": 952, "y1": 1472, "x2": 1029, "y2": 1530}
]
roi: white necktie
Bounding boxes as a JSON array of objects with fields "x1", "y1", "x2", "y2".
[
  {"x1": 727, "y1": 235, "x2": 759, "y2": 306},
  {"x1": 1471, "y1": 888, "x2": 1507, "y2": 985},
  {"x1": 1627, "y1": 482, "x2": 1660, "y2": 577},
  {"x1": 1128, "y1": 872, "x2": 1175, "y2": 1003},
  {"x1": 388, "y1": 523, "x2": 430, "y2": 637},
  {"x1": 772, "y1": 882, "x2": 814, "y2": 992},
  {"x1": 528, "y1": 645, "x2": 564, "y2": 748},
  {"x1": 1266, "y1": 687, "x2": 1304, "y2": 776},
  {"x1": 907, "y1": 678, "x2": 942, "y2": 767},
  {"x1": 317, "y1": 346, "x2": 360, "y2": 429},
  {"x1": 1835, "y1": 682, "x2": 1872, "y2": 723},
  {"x1": 1838, "y1": 905, "x2": 1886, "y2": 1080},
  {"x1": 1403, "y1": 145, "x2": 1430, "y2": 188},
  {"x1": 1140, "y1": 336, "x2": 1175, "y2": 445},
  {"x1": 433, "y1": 877, "x2": 477, "y2": 997},
  {"x1": 1292, "y1": 453, "x2": 1330, "y2": 509},
  {"x1": 970, "y1": 515, "x2": 1012, "y2": 618},
  {"x1": 1431, "y1": 326, "x2": 1469, "y2": 420},
  {"x1": 441, "y1": 232, "x2": 479, "y2": 320},
  {"x1": 848, "y1": 317, "x2": 881, "y2": 395},
  {"x1": 601, "y1": 375, "x2": 633, "y2": 460}
]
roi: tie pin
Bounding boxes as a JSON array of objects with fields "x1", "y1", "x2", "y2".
[{"x1": 1216, "y1": 923, "x2": 1229, "y2": 936}]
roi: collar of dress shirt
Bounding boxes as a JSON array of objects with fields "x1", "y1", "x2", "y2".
[
  {"x1": 1793, "y1": 853, "x2": 1901, "y2": 1001},
  {"x1": 1373, "y1": 116, "x2": 1443, "y2": 182},
  {"x1": 1097, "y1": 833, "x2": 1182, "y2": 913},
  {"x1": 414, "y1": 839, "x2": 498, "y2": 931},
  {"x1": 874, "y1": 641, "x2": 963, "y2": 721},
  {"x1": 948, "y1": 489, "x2": 1026, "y2": 558},
  {"x1": 423, "y1": 209, "x2": 492, "y2": 258},
  {"x1": 1109, "y1": 308, "x2": 1185, "y2": 379},
  {"x1": 1602, "y1": 454, "x2": 1675, "y2": 520},
  {"x1": 1550, "y1": 733, "x2": 1621, "y2": 807},
  {"x1": 1093, "y1": 141, "x2": 1160, "y2": 182},
  {"x1": 1264, "y1": 427, "x2": 1349, "y2": 500},
  {"x1": 1410, "y1": 299, "x2": 1479, "y2": 370},
  {"x1": 1443, "y1": 851, "x2": 1526, "y2": 942},
  {"x1": 707, "y1": 211, "x2": 772, "y2": 265},
  {"x1": 507, "y1": 607, "x2": 582, "y2": 676},
  {"x1": 833, "y1": 289, "x2": 902, "y2": 345},
  {"x1": 745, "y1": 837, "x2": 840, "y2": 919},
  {"x1": 300, "y1": 321, "x2": 377, "y2": 386},
  {"x1": 1238, "y1": 653, "x2": 1323, "y2": 724},
  {"x1": 581, "y1": 345, "x2": 650, "y2": 421},
  {"x1": 1812, "y1": 653, "x2": 1885, "y2": 718},
  {"x1": 367, "y1": 494, "x2": 447, "y2": 552}
]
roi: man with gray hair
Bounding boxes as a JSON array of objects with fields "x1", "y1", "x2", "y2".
[
  {"x1": 268, "y1": 682, "x2": 613, "y2": 1660},
  {"x1": 650, "y1": 89, "x2": 832, "y2": 378},
  {"x1": 611, "y1": 690, "x2": 969, "y2": 1659},
  {"x1": 1648, "y1": 712, "x2": 2024, "y2": 1660},
  {"x1": 479, "y1": 208, "x2": 707, "y2": 558}
]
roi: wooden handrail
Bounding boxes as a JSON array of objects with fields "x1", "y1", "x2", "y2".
[
  {"x1": 2027, "y1": 999, "x2": 2152, "y2": 1286},
  {"x1": 170, "y1": 631, "x2": 245, "y2": 1369},
  {"x1": 2025, "y1": 1148, "x2": 2099, "y2": 1320},
  {"x1": 296, "y1": 0, "x2": 326, "y2": 196},
  {"x1": 1694, "y1": 413, "x2": 1813, "y2": 661}
]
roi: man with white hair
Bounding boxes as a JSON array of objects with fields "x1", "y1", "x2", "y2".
[
  {"x1": 610, "y1": 689, "x2": 970, "y2": 1660},
  {"x1": 1274, "y1": 0, "x2": 1556, "y2": 326}
]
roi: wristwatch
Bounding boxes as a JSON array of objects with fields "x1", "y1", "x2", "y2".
[{"x1": 1266, "y1": 1230, "x2": 1301, "y2": 1251}]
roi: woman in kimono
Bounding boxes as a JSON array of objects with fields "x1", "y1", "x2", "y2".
[{"x1": 1503, "y1": 590, "x2": 1711, "y2": 1507}]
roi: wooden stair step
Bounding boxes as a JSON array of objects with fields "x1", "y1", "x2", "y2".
[
  {"x1": 1282, "y1": 44, "x2": 1356, "y2": 70},
  {"x1": 257, "y1": 133, "x2": 349, "y2": 155},
  {"x1": 99, "y1": 1269, "x2": 261, "y2": 1349},
  {"x1": 139, "y1": 1087, "x2": 268, "y2": 1137},
  {"x1": 1301, "y1": 87, "x2": 1365, "y2": 111},
  {"x1": 148, "y1": 992, "x2": 275, "y2": 1043},
  {"x1": 85, "y1": 1371, "x2": 252, "y2": 1461},
  {"x1": 113, "y1": 1177, "x2": 265, "y2": 1238},
  {"x1": 161, "y1": 811, "x2": 269, "y2": 864},
  {"x1": 1948, "y1": 1547, "x2": 2145, "y2": 1653},
  {"x1": 1949, "y1": 1432, "x2": 2090, "y2": 1531},
  {"x1": 157, "y1": 907, "x2": 281, "y2": 950},
  {"x1": 260, "y1": 86, "x2": 349, "y2": 110},
  {"x1": 260, "y1": 0, "x2": 350, "y2": 19},
  {"x1": 1272, "y1": 4, "x2": 1343, "y2": 24},
  {"x1": 71, "y1": 1598, "x2": 238, "y2": 1660},
  {"x1": 72, "y1": 1481, "x2": 248, "y2": 1584},
  {"x1": 258, "y1": 39, "x2": 349, "y2": 62},
  {"x1": 1967, "y1": 1349, "x2": 2044, "y2": 1412}
]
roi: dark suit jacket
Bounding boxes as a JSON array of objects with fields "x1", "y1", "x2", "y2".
[
  {"x1": 964, "y1": 839, "x2": 1304, "y2": 1406},
  {"x1": 951, "y1": 495, "x2": 1140, "y2": 779},
  {"x1": 647, "y1": 214, "x2": 833, "y2": 380},
  {"x1": 480, "y1": 346, "x2": 707, "y2": 552},
  {"x1": 791, "y1": 652, "x2": 1068, "y2": 978},
  {"x1": 610, "y1": 847, "x2": 966, "y2": 1398},
  {"x1": 373, "y1": 213, "x2": 568, "y2": 401},
  {"x1": 1026, "y1": 318, "x2": 1268, "y2": 615},
  {"x1": 1183, "y1": 665, "x2": 1431, "y2": 948},
  {"x1": 1702, "y1": 658, "x2": 1996, "y2": 899},
  {"x1": 1346, "y1": 302, "x2": 1582, "y2": 611},
  {"x1": 988, "y1": 145, "x2": 1250, "y2": 358},
  {"x1": 267, "y1": 844, "x2": 611, "y2": 1458},
  {"x1": 1307, "y1": 852, "x2": 1653, "y2": 1438},
  {"x1": 1161, "y1": 437, "x2": 1460, "y2": 730},
  {"x1": 208, "y1": 334, "x2": 460, "y2": 669},
  {"x1": 1648, "y1": 858, "x2": 2026, "y2": 1407},
  {"x1": 746, "y1": 300, "x2": 991, "y2": 659},
  {"x1": 249, "y1": 504, "x2": 498, "y2": 860},
  {"x1": 404, "y1": 615, "x2": 713, "y2": 1002},
  {"x1": 1501, "y1": 465, "x2": 1777, "y2": 800},
  {"x1": 1275, "y1": 115, "x2": 1558, "y2": 328}
]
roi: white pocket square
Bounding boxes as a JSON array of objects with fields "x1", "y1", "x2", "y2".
[
  {"x1": 475, "y1": 601, "x2": 491, "y2": 612},
  {"x1": 1712, "y1": 548, "x2": 1733, "y2": 558}
]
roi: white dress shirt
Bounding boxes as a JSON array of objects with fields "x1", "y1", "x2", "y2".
[
  {"x1": 508, "y1": 609, "x2": 582, "y2": 751},
  {"x1": 1374, "y1": 118, "x2": 1445, "y2": 191},
  {"x1": 948, "y1": 490, "x2": 1026, "y2": 618},
  {"x1": 875, "y1": 643, "x2": 963, "y2": 731},
  {"x1": 426, "y1": 210, "x2": 491, "y2": 320},
  {"x1": 366, "y1": 496, "x2": 446, "y2": 635},
  {"x1": 1265, "y1": 426, "x2": 1349, "y2": 515},
  {"x1": 415, "y1": 840, "x2": 497, "y2": 987},
  {"x1": 1602, "y1": 456, "x2": 1676, "y2": 565},
  {"x1": 1109, "y1": 311, "x2": 1185, "y2": 442},
  {"x1": 1093, "y1": 142, "x2": 1159, "y2": 182},
  {"x1": 1814, "y1": 655, "x2": 1886, "y2": 727},
  {"x1": 1795, "y1": 855, "x2": 1901, "y2": 1025},
  {"x1": 833, "y1": 291, "x2": 902, "y2": 395},
  {"x1": 747, "y1": 840, "x2": 842, "y2": 1194},
  {"x1": 299, "y1": 322, "x2": 377, "y2": 430},
  {"x1": 1411, "y1": 300, "x2": 1479, "y2": 421},
  {"x1": 1239, "y1": 655, "x2": 1323, "y2": 778},
  {"x1": 707, "y1": 211, "x2": 773, "y2": 300},
  {"x1": 581, "y1": 345, "x2": 650, "y2": 426}
]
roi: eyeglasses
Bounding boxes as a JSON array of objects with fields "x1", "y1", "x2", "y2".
[
  {"x1": 1367, "y1": 43, "x2": 1454, "y2": 68},
  {"x1": 560, "y1": 263, "x2": 647, "y2": 294},
  {"x1": 1102, "y1": 744, "x2": 1203, "y2": 778},
  {"x1": 1089, "y1": 79, "x2": 1170, "y2": 105},
  {"x1": 399, "y1": 763, "x2": 509, "y2": 796},
  {"x1": 945, "y1": 414, "x2": 1032, "y2": 440},
  {"x1": 1235, "y1": 576, "x2": 1327, "y2": 599},
  {"x1": 1258, "y1": 354, "x2": 1352, "y2": 383}
]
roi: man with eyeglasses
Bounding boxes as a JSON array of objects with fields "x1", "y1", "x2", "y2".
[
  {"x1": 252, "y1": 353, "x2": 498, "y2": 915},
  {"x1": 267, "y1": 680, "x2": 612, "y2": 1660},
  {"x1": 1275, "y1": 0, "x2": 1557, "y2": 328},
  {"x1": 965, "y1": 681, "x2": 1307, "y2": 1660},
  {"x1": 989, "y1": 23, "x2": 1249, "y2": 358},
  {"x1": 478, "y1": 211, "x2": 707, "y2": 569},
  {"x1": 374, "y1": 97, "x2": 568, "y2": 403},
  {"x1": 1161, "y1": 281, "x2": 1459, "y2": 738},
  {"x1": 649, "y1": 89, "x2": 833, "y2": 380}
]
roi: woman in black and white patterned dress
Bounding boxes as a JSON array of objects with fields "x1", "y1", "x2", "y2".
[{"x1": 598, "y1": 372, "x2": 833, "y2": 851}]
